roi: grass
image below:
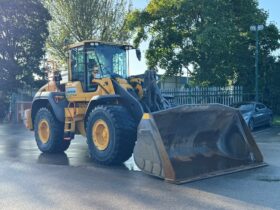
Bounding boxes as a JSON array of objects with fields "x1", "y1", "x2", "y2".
[{"x1": 273, "y1": 115, "x2": 280, "y2": 126}]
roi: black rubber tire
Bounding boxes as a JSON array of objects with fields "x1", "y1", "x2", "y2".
[
  {"x1": 34, "y1": 108, "x2": 71, "y2": 153},
  {"x1": 268, "y1": 116, "x2": 273, "y2": 127},
  {"x1": 248, "y1": 119, "x2": 254, "y2": 131},
  {"x1": 86, "y1": 105, "x2": 137, "y2": 165}
]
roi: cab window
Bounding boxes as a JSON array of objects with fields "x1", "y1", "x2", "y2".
[
  {"x1": 86, "y1": 50, "x2": 99, "y2": 91},
  {"x1": 71, "y1": 47, "x2": 86, "y2": 90},
  {"x1": 87, "y1": 44, "x2": 128, "y2": 78}
]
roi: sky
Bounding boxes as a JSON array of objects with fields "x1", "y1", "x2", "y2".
[
  {"x1": 259, "y1": 0, "x2": 280, "y2": 27},
  {"x1": 129, "y1": 0, "x2": 280, "y2": 75},
  {"x1": 131, "y1": 0, "x2": 148, "y2": 9}
]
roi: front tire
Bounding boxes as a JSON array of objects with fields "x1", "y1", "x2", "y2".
[
  {"x1": 34, "y1": 108, "x2": 70, "y2": 153},
  {"x1": 248, "y1": 119, "x2": 254, "y2": 131},
  {"x1": 268, "y1": 116, "x2": 273, "y2": 127},
  {"x1": 86, "y1": 106, "x2": 137, "y2": 165}
]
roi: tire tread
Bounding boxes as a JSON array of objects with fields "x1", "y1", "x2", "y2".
[
  {"x1": 34, "y1": 107, "x2": 70, "y2": 153},
  {"x1": 86, "y1": 105, "x2": 137, "y2": 165}
]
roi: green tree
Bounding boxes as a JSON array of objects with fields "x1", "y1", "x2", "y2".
[
  {"x1": 258, "y1": 24, "x2": 280, "y2": 91},
  {"x1": 0, "y1": 0, "x2": 50, "y2": 119},
  {"x1": 260, "y1": 55, "x2": 280, "y2": 114},
  {"x1": 126, "y1": 0, "x2": 279, "y2": 89},
  {"x1": 45, "y1": 0, "x2": 131, "y2": 64},
  {"x1": 0, "y1": 0, "x2": 50, "y2": 91}
]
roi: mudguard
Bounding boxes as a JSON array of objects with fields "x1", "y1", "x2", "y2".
[
  {"x1": 85, "y1": 81, "x2": 144, "y2": 125},
  {"x1": 31, "y1": 92, "x2": 68, "y2": 123}
]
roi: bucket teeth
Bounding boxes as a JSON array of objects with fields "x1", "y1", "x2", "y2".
[{"x1": 134, "y1": 104, "x2": 266, "y2": 184}]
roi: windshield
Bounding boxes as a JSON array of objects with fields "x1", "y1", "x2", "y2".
[
  {"x1": 86, "y1": 44, "x2": 128, "y2": 78},
  {"x1": 233, "y1": 103, "x2": 254, "y2": 111}
]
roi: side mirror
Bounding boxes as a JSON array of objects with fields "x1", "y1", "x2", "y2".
[{"x1": 136, "y1": 49, "x2": 141, "y2": 61}]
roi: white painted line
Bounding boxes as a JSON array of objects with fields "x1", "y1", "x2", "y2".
[{"x1": 253, "y1": 128, "x2": 272, "y2": 135}]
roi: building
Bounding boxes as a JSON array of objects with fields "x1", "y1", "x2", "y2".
[{"x1": 157, "y1": 75, "x2": 189, "y2": 89}]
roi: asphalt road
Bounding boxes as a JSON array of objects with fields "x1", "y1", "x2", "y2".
[{"x1": 0, "y1": 124, "x2": 280, "y2": 210}]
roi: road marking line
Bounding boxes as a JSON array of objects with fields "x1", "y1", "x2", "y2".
[{"x1": 253, "y1": 128, "x2": 272, "y2": 135}]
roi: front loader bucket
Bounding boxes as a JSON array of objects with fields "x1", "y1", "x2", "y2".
[{"x1": 133, "y1": 104, "x2": 266, "y2": 184}]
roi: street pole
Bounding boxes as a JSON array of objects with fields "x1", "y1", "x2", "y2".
[
  {"x1": 255, "y1": 28, "x2": 259, "y2": 102},
  {"x1": 250, "y1": 24, "x2": 263, "y2": 102}
]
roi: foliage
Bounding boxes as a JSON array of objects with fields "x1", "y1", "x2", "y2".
[
  {"x1": 44, "y1": 0, "x2": 132, "y2": 64},
  {"x1": 262, "y1": 56, "x2": 280, "y2": 114},
  {"x1": 273, "y1": 115, "x2": 280, "y2": 126},
  {"x1": 126, "y1": 0, "x2": 280, "y2": 89},
  {"x1": 0, "y1": 0, "x2": 50, "y2": 120},
  {"x1": 0, "y1": 0, "x2": 50, "y2": 92}
]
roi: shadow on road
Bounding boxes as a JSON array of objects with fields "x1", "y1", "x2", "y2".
[{"x1": 37, "y1": 153, "x2": 70, "y2": 165}]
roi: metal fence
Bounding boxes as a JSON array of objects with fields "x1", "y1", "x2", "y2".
[{"x1": 161, "y1": 86, "x2": 244, "y2": 106}]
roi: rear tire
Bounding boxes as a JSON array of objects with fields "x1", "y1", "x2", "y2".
[
  {"x1": 34, "y1": 108, "x2": 70, "y2": 153},
  {"x1": 86, "y1": 106, "x2": 137, "y2": 165}
]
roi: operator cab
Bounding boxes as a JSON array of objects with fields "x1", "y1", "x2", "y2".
[{"x1": 68, "y1": 40, "x2": 138, "y2": 92}]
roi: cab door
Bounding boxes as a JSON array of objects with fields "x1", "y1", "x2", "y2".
[{"x1": 70, "y1": 46, "x2": 86, "y2": 90}]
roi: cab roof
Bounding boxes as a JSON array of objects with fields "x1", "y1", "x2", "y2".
[{"x1": 67, "y1": 40, "x2": 134, "y2": 50}]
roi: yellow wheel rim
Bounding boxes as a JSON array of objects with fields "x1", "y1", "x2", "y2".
[
  {"x1": 92, "y1": 119, "x2": 110, "y2": 151},
  {"x1": 38, "y1": 119, "x2": 50, "y2": 144}
]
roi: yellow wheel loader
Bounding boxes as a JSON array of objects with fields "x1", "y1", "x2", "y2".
[{"x1": 25, "y1": 40, "x2": 266, "y2": 184}]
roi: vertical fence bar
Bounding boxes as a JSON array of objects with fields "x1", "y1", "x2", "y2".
[{"x1": 161, "y1": 86, "x2": 244, "y2": 106}]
